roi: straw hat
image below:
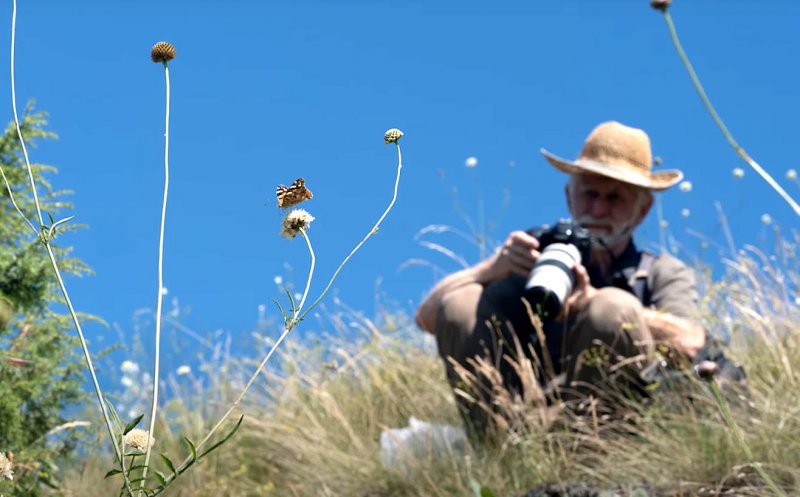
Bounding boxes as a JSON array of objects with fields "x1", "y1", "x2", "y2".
[{"x1": 540, "y1": 121, "x2": 683, "y2": 191}]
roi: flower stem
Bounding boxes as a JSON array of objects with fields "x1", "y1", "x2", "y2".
[
  {"x1": 164, "y1": 228, "x2": 316, "y2": 485},
  {"x1": 8, "y1": 1, "x2": 132, "y2": 494},
  {"x1": 139, "y1": 60, "x2": 170, "y2": 495},
  {"x1": 299, "y1": 141, "x2": 403, "y2": 322},
  {"x1": 660, "y1": 10, "x2": 800, "y2": 217}
]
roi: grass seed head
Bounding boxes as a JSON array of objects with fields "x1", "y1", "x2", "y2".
[
  {"x1": 384, "y1": 128, "x2": 404, "y2": 145},
  {"x1": 151, "y1": 41, "x2": 176, "y2": 63}
]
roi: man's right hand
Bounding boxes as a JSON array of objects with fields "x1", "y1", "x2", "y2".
[{"x1": 479, "y1": 230, "x2": 541, "y2": 283}]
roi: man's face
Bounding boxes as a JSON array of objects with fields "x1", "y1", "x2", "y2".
[{"x1": 565, "y1": 174, "x2": 652, "y2": 250}]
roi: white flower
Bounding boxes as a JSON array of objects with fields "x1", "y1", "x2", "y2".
[
  {"x1": 281, "y1": 209, "x2": 315, "y2": 239},
  {"x1": 681, "y1": 208, "x2": 690, "y2": 218},
  {"x1": 124, "y1": 429, "x2": 154, "y2": 452},
  {"x1": 273, "y1": 275, "x2": 283, "y2": 286},
  {"x1": 0, "y1": 452, "x2": 13, "y2": 481},
  {"x1": 732, "y1": 168, "x2": 744, "y2": 179},
  {"x1": 120, "y1": 376, "x2": 134, "y2": 388},
  {"x1": 465, "y1": 156, "x2": 478, "y2": 168},
  {"x1": 761, "y1": 214, "x2": 772, "y2": 225},
  {"x1": 176, "y1": 365, "x2": 191, "y2": 376},
  {"x1": 787, "y1": 169, "x2": 797, "y2": 180},
  {"x1": 659, "y1": 220, "x2": 669, "y2": 229},
  {"x1": 120, "y1": 360, "x2": 139, "y2": 375},
  {"x1": 679, "y1": 181, "x2": 692, "y2": 193}
]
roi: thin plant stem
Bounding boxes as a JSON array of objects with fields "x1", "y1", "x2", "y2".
[
  {"x1": 8, "y1": 1, "x2": 133, "y2": 494},
  {"x1": 0, "y1": 165, "x2": 37, "y2": 235},
  {"x1": 707, "y1": 378, "x2": 786, "y2": 497},
  {"x1": 139, "y1": 60, "x2": 170, "y2": 494},
  {"x1": 299, "y1": 141, "x2": 403, "y2": 322},
  {"x1": 164, "y1": 228, "x2": 316, "y2": 484},
  {"x1": 660, "y1": 10, "x2": 800, "y2": 217}
]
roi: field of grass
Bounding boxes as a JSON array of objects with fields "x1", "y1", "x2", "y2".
[{"x1": 50, "y1": 243, "x2": 800, "y2": 497}]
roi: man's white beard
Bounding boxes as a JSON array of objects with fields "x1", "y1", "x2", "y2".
[{"x1": 574, "y1": 215, "x2": 633, "y2": 249}]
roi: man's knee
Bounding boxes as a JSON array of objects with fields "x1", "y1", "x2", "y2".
[
  {"x1": 582, "y1": 287, "x2": 645, "y2": 338},
  {"x1": 435, "y1": 283, "x2": 483, "y2": 364}
]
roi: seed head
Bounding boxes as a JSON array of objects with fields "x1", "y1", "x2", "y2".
[
  {"x1": 465, "y1": 157, "x2": 478, "y2": 168},
  {"x1": 695, "y1": 360, "x2": 718, "y2": 380},
  {"x1": 124, "y1": 428, "x2": 155, "y2": 452},
  {"x1": 732, "y1": 167, "x2": 745, "y2": 179},
  {"x1": 679, "y1": 180, "x2": 692, "y2": 193},
  {"x1": 384, "y1": 128, "x2": 404, "y2": 145},
  {"x1": 0, "y1": 452, "x2": 13, "y2": 481},
  {"x1": 151, "y1": 42, "x2": 176, "y2": 63},
  {"x1": 281, "y1": 209, "x2": 315, "y2": 239},
  {"x1": 650, "y1": 0, "x2": 671, "y2": 12},
  {"x1": 787, "y1": 168, "x2": 797, "y2": 180}
]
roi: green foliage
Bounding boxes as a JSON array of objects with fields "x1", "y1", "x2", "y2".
[{"x1": 0, "y1": 103, "x2": 92, "y2": 496}]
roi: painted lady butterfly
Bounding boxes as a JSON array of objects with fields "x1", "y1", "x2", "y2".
[{"x1": 276, "y1": 178, "x2": 313, "y2": 209}]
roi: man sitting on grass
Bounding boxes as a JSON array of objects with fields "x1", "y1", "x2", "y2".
[{"x1": 415, "y1": 121, "x2": 706, "y2": 434}]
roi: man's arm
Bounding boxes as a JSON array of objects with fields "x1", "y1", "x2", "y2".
[{"x1": 415, "y1": 231, "x2": 540, "y2": 333}]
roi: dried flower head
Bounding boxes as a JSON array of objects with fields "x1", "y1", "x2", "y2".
[
  {"x1": 787, "y1": 168, "x2": 797, "y2": 180},
  {"x1": 761, "y1": 213, "x2": 772, "y2": 225},
  {"x1": 176, "y1": 365, "x2": 191, "y2": 376},
  {"x1": 124, "y1": 428, "x2": 155, "y2": 452},
  {"x1": 465, "y1": 156, "x2": 478, "y2": 168},
  {"x1": 678, "y1": 180, "x2": 692, "y2": 193},
  {"x1": 650, "y1": 0, "x2": 671, "y2": 12},
  {"x1": 0, "y1": 452, "x2": 13, "y2": 481},
  {"x1": 281, "y1": 209, "x2": 315, "y2": 239},
  {"x1": 680, "y1": 208, "x2": 690, "y2": 218},
  {"x1": 384, "y1": 128, "x2": 404, "y2": 145},
  {"x1": 151, "y1": 42, "x2": 176, "y2": 63},
  {"x1": 659, "y1": 220, "x2": 669, "y2": 229},
  {"x1": 732, "y1": 167, "x2": 745, "y2": 179}
]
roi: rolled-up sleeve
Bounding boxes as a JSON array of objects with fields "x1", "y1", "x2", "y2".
[{"x1": 647, "y1": 254, "x2": 699, "y2": 319}]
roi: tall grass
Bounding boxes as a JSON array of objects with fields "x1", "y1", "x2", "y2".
[{"x1": 57, "y1": 238, "x2": 800, "y2": 497}]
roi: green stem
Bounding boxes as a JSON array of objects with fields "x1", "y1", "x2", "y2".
[
  {"x1": 139, "y1": 61, "x2": 170, "y2": 495},
  {"x1": 661, "y1": 10, "x2": 800, "y2": 217},
  {"x1": 299, "y1": 141, "x2": 403, "y2": 322},
  {"x1": 165, "y1": 228, "x2": 316, "y2": 485},
  {"x1": 707, "y1": 379, "x2": 786, "y2": 497},
  {"x1": 8, "y1": 1, "x2": 132, "y2": 494}
]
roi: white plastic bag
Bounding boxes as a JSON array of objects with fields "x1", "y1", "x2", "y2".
[{"x1": 379, "y1": 416, "x2": 467, "y2": 473}]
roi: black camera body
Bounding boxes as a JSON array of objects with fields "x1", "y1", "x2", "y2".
[{"x1": 524, "y1": 220, "x2": 593, "y2": 320}]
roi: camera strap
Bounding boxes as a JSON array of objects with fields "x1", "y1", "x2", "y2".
[{"x1": 629, "y1": 251, "x2": 655, "y2": 307}]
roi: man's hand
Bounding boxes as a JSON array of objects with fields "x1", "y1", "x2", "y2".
[
  {"x1": 561, "y1": 262, "x2": 597, "y2": 320},
  {"x1": 479, "y1": 231, "x2": 541, "y2": 282}
]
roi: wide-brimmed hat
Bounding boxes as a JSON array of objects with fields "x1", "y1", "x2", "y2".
[{"x1": 540, "y1": 121, "x2": 683, "y2": 191}]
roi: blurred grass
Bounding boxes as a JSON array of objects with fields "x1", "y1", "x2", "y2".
[{"x1": 54, "y1": 241, "x2": 800, "y2": 497}]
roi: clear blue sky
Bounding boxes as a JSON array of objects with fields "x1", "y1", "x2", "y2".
[{"x1": 3, "y1": 1, "x2": 798, "y2": 370}]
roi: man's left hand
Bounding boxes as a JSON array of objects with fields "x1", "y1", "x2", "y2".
[{"x1": 561, "y1": 262, "x2": 597, "y2": 320}]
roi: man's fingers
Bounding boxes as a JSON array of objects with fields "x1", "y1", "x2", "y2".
[{"x1": 508, "y1": 230, "x2": 540, "y2": 250}]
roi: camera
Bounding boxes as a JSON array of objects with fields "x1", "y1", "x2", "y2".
[{"x1": 524, "y1": 220, "x2": 593, "y2": 320}]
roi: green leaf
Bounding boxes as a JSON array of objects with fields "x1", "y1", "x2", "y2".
[
  {"x1": 104, "y1": 468, "x2": 122, "y2": 479},
  {"x1": 184, "y1": 437, "x2": 197, "y2": 463},
  {"x1": 480, "y1": 488, "x2": 497, "y2": 497},
  {"x1": 123, "y1": 413, "x2": 145, "y2": 435},
  {"x1": 199, "y1": 414, "x2": 245, "y2": 458},
  {"x1": 272, "y1": 298, "x2": 287, "y2": 320},
  {"x1": 153, "y1": 470, "x2": 168, "y2": 486},
  {"x1": 106, "y1": 400, "x2": 124, "y2": 434},
  {"x1": 160, "y1": 453, "x2": 177, "y2": 476}
]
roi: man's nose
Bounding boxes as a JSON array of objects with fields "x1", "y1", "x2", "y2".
[{"x1": 589, "y1": 198, "x2": 610, "y2": 217}]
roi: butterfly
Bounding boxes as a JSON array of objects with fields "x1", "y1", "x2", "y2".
[{"x1": 276, "y1": 177, "x2": 313, "y2": 209}]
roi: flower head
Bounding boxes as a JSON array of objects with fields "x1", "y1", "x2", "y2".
[
  {"x1": 384, "y1": 128, "x2": 404, "y2": 145},
  {"x1": 787, "y1": 169, "x2": 797, "y2": 180},
  {"x1": 176, "y1": 365, "x2": 191, "y2": 376},
  {"x1": 650, "y1": 0, "x2": 671, "y2": 11},
  {"x1": 120, "y1": 360, "x2": 139, "y2": 375},
  {"x1": 0, "y1": 452, "x2": 13, "y2": 481},
  {"x1": 679, "y1": 180, "x2": 692, "y2": 193},
  {"x1": 151, "y1": 41, "x2": 176, "y2": 63},
  {"x1": 465, "y1": 156, "x2": 478, "y2": 168},
  {"x1": 659, "y1": 220, "x2": 669, "y2": 229},
  {"x1": 681, "y1": 208, "x2": 690, "y2": 218},
  {"x1": 761, "y1": 213, "x2": 772, "y2": 225},
  {"x1": 124, "y1": 428, "x2": 155, "y2": 452},
  {"x1": 281, "y1": 209, "x2": 315, "y2": 239},
  {"x1": 732, "y1": 167, "x2": 745, "y2": 179}
]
